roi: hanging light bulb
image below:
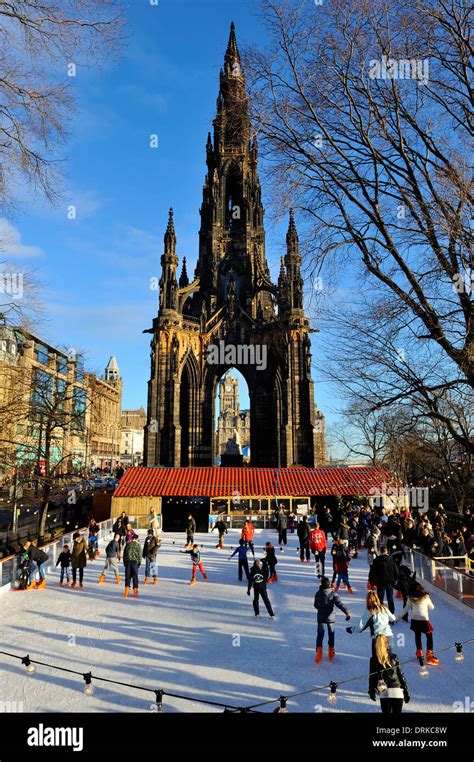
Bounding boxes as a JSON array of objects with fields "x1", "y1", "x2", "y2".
[
  {"x1": 455, "y1": 643, "x2": 464, "y2": 663},
  {"x1": 83, "y1": 672, "x2": 94, "y2": 695},
  {"x1": 151, "y1": 690, "x2": 164, "y2": 713},
  {"x1": 328, "y1": 682, "x2": 338, "y2": 703},
  {"x1": 22, "y1": 655, "x2": 36, "y2": 674},
  {"x1": 377, "y1": 677, "x2": 388, "y2": 693},
  {"x1": 418, "y1": 656, "x2": 429, "y2": 678},
  {"x1": 274, "y1": 695, "x2": 288, "y2": 713}
]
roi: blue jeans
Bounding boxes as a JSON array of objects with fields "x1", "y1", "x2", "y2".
[
  {"x1": 336, "y1": 570, "x2": 351, "y2": 589},
  {"x1": 145, "y1": 557, "x2": 157, "y2": 578},
  {"x1": 60, "y1": 567, "x2": 71, "y2": 583},
  {"x1": 317, "y1": 622, "x2": 335, "y2": 648},
  {"x1": 29, "y1": 561, "x2": 48, "y2": 584}
]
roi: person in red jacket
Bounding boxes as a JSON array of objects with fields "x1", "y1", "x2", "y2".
[
  {"x1": 332, "y1": 539, "x2": 353, "y2": 593},
  {"x1": 310, "y1": 523, "x2": 327, "y2": 578},
  {"x1": 241, "y1": 519, "x2": 255, "y2": 557}
]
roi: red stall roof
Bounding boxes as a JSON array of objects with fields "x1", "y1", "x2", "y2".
[{"x1": 113, "y1": 466, "x2": 394, "y2": 499}]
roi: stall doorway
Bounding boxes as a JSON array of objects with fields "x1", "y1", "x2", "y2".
[{"x1": 161, "y1": 497, "x2": 210, "y2": 533}]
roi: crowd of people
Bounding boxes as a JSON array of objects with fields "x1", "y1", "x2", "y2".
[{"x1": 17, "y1": 497, "x2": 471, "y2": 714}]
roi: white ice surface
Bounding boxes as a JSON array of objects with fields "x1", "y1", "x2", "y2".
[{"x1": 0, "y1": 529, "x2": 472, "y2": 713}]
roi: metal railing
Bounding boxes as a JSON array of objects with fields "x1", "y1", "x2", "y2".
[{"x1": 404, "y1": 546, "x2": 474, "y2": 609}]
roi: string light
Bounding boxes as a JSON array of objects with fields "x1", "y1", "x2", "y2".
[
  {"x1": 22, "y1": 655, "x2": 36, "y2": 674},
  {"x1": 455, "y1": 643, "x2": 464, "y2": 663},
  {"x1": 328, "y1": 682, "x2": 337, "y2": 703},
  {"x1": 83, "y1": 672, "x2": 94, "y2": 695},
  {"x1": 418, "y1": 656, "x2": 429, "y2": 678}
]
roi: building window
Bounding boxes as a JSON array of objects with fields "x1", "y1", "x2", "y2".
[
  {"x1": 57, "y1": 355, "x2": 68, "y2": 375},
  {"x1": 34, "y1": 342, "x2": 49, "y2": 365}
]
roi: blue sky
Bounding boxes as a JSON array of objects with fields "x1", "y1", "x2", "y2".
[{"x1": 4, "y1": 0, "x2": 341, "y2": 452}]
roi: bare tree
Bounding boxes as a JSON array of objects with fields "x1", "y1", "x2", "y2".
[
  {"x1": 0, "y1": 0, "x2": 125, "y2": 209},
  {"x1": 245, "y1": 0, "x2": 473, "y2": 454}
]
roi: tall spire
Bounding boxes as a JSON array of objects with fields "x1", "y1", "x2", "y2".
[
  {"x1": 164, "y1": 207, "x2": 176, "y2": 254},
  {"x1": 225, "y1": 21, "x2": 241, "y2": 76},
  {"x1": 286, "y1": 208, "x2": 299, "y2": 254}
]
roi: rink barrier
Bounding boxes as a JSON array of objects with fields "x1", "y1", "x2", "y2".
[
  {"x1": 0, "y1": 518, "x2": 114, "y2": 594},
  {"x1": 404, "y1": 547, "x2": 474, "y2": 609}
]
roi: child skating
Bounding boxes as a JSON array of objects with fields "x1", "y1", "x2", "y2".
[
  {"x1": 181, "y1": 543, "x2": 207, "y2": 586},
  {"x1": 229, "y1": 539, "x2": 250, "y2": 581},
  {"x1": 263, "y1": 541, "x2": 278, "y2": 582},
  {"x1": 98, "y1": 534, "x2": 121, "y2": 584},
  {"x1": 123, "y1": 533, "x2": 142, "y2": 597},
  {"x1": 399, "y1": 583, "x2": 439, "y2": 665},
  {"x1": 143, "y1": 529, "x2": 159, "y2": 584},
  {"x1": 56, "y1": 544, "x2": 72, "y2": 586},
  {"x1": 313, "y1": 577, "x2": 351, "y2": 663},
  {"x1": 332, "y1": 539, "x2": 353, "y2": 593}
]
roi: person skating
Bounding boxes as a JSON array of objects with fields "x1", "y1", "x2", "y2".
[
  {"x1": 211, "y1": 516, "x2": 228, "y2": 548},
  {"x1": 247, "y1": 559, "x2": 275, "y2": 618},
  {"x1": 297, "y1": 515, "x2": 311, "y2": 562},
  {"x1": 88, "y1": 519, "x2": 100, "y2": 560},
  {"x1": 347, "y1": 591, "x2": 397, "y2": 652},
  {"x1": 181, "y1": 543, "x2": 207, "y2": 586},
  {"x1": 368, "y1": 546, "x2": 399, "y2": 614},
  {"x1": 276, "y1": 507, "x2": 288, "y2": 545},
  {"x1": 394, "y1": 564, "x2": 416, "y2": 617},
  {"x1": 124, "y1": 523, "x2": 135, "y2": 545},
  {"x1": 368, "y1": 634, "x2": 410, "y2": 714},
  {"x1": 241, "y1": 518, "x2": 255, "y2": 556},
  {"x1": 123, "y1": 533, "x2": 142, "y2": 597},
  {"x1": 310, "y1": 522, "x2": 327, "y2": 578},
  {"x1": 263, "y1": 541, "x2": 278, "y2": 582},
  {"x1": 398, "y1": 583, "x2": 439, "y2": 665},
  {"x1": 23, "y1": 541, "x2": 50, "y2": 590},
  {"x1": 98, "y1": 533, "x2": 122, "y2": 584},
  {"x1": 229, "y1": 539, "x2": 250, "y2": 581},
  {"x1": 70, "y1": 532, "x2": 88, "y2": 589},
  {"x1": 331, "y1": 538, "x2": 353, "y2": 592},
  {"x1": 56, "y1": 544, "x2": 72, "y2": 586},
  {"x1": 185, "y1": 514, "x2": 196, "y2": 549},
  {"x1": 313, "y1": 577, "x2": 351, "y2": 664},
  {"x1": 113, "y1": 512, "x2": 128, "y2": 558},
  {"x1": 366, "y1": 526, "x2": 381, "y2": 578},
  {"x1": 143, "y1": 528, "x2": 159, "y2": 584},
  {"x1": 148, "y1": 507, "x2": 159, "y2": 535}
]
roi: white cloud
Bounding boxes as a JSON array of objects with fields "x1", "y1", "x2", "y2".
[{"x1": 0, "y1": 218, "x2": 45, "y2": 258}]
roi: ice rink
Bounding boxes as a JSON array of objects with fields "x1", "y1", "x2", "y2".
[{"x1": 0, "y1": 528, "x2": 472, "y2": 713}]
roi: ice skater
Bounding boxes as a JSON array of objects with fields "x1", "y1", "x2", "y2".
[
  {"x1": 123, "y1": 533, "x2": 142, "y2": 598},
  {"x1": 398, "y1": 583, "x2": 439, "y2": 665},
  {"x1": 71, "y1": 532, "x2": 88, "y2": 589},
  {"x1": 347, "y1": 591, "x2": 397, "y2": 653},
  {"x1": 310, "y1": 522, "x2": 327, "y2": 578},
  {"x1": 297, "y1": 515, "x2": 311, "y2": 562},
  {"x1": 313, "y1": 577, "x2": 351, "y2": 664},
  {"x1": 229, "y1": 539, "x2": 250, "y2": 581},
  {"x1": 143, "y1": 528, "x2": 159, "y2": 584},
  {"x1": 185, "y1": 514, "x2": 196, "y2": 549},
  {"x1": 368, "y1": 634, "x2": 410, "y2": 714},
  {"x1": 241, "y1": 518, "x2": 255, "y2": 556},
  {"x1": 247, "y1": 560, "x2": 275, "y2": 618},
  {"x1": 332, "y1": 538, "x2": 353, "y2": 593},
  {"x1": 211, "y1": 515, "x2": 228, "y2": 548},
  {"x1": 98, "y1": 533, "x2": 121, "y2": 584},
  {"x1": 181, "y1": 543, "x2": 207, "y2": 586},
  {"x1": 88, "y1": 519, "x2": 100, "y2": 560},
  {"x1": 263, "y1": 541, "x2": 278, "y2": 582},
  {"x1": 56, "y1": 544, "x2": 72, "y2": 586},
  {"x1": 23, "y1": 541, "x2": 50, "y2": 590}
]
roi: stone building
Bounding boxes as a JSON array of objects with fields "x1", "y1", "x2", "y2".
[
  {"x1": 215, "y1": 371, "x2": 250, "y2": 460},
  {"x1": 144, "y1": 23, "x2": 325, "y2": 467},
  {"x1": 120, "y1": 406, "x2": 146, "y2": 466},
  {"x1": 0, "y1": 324, "x2": 122, "y2": 479}
]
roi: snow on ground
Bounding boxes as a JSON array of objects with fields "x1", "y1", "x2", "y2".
[{"x1": 0, "y1": 528, "x2": 472, "y2": 713}]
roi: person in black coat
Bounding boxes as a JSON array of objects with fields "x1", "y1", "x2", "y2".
[
  {"x1": 23, "y1": 541, "x2": 50, "y2": 589},
  {"x1": 276, "y1": 508, "x2": 288, "y2": 545},
  {"x1": 313, "y1": 577, "x2": 351, "y2": 663},
  {"x1": 368, "y1": 547, "x2": 399, "y2": 614},
  {"x1": 369, "y1": 635, "x2": 410, "y2": 714},
  {"x1": 451, "y1": 530, "x2": 466, "y2": 567},
  {"x1": 247, "y1": 560, "x2": 275, "y2": 618},
  {"x1": 297, "y1": 516, "x2": 311, "y2": 562},
  {"x1": 387, "y1": 535, "x2": 405, "y2": 567},
  {"x1": 211, "y1": 516, "x2": 228, "y2": 549},
  {"x1": 185, "y1": 514, "x2": 197, "y2": 548}
]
